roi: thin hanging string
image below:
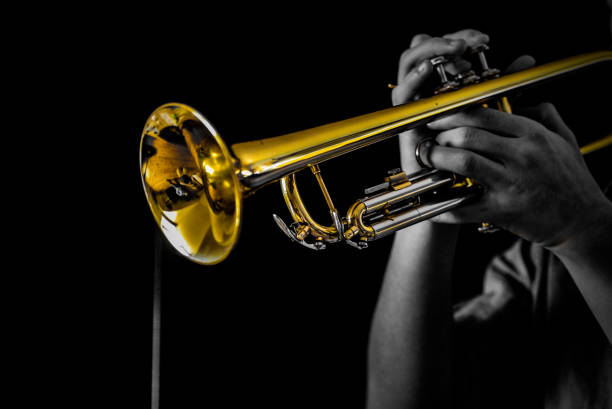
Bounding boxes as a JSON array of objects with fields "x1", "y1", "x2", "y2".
[{"x1": 151, "y1": 233, "x2": 162, "y2": 409}]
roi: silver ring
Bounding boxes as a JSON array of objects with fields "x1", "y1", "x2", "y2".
[{"x1": 415, "y1": 137, "x2": 437, "y2": 168}]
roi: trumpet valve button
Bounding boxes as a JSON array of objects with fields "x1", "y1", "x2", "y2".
[
  {"x1": 430, "y1": 56, "x2": 459, "y2": 93},
  {"x1": 435, "y1": 82, "x2": 459, "y2": 94},
  {"x1": 455, "y1": 70, "x2": 480, "y2": 85},
  {"x1": 470, "y1": 44, "x2": 500, "y2": 79},
  {"x1": 481, "y1": 67, "x2": 501, "y2": 80}
]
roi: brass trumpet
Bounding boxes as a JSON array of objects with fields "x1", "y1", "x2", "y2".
[{"x1": 140, "y1": 51, "x2": 612, "y2": 265}]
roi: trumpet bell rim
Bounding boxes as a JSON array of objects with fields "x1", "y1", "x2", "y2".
[{"x1": 140, "y1": 103, "x2": 242, "y2": 265}]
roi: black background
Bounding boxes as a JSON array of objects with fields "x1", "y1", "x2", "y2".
[{"x1": 40, "y1": 2, "x2": 612, "y2": 408}]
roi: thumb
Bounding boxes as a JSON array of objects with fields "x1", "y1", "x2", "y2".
[
  {"x1": 504, "y1": 54, "x2": 536, "y2": 74},
  {"x1": 502, "y1": 55, "x2": 536, "y2": 104}
]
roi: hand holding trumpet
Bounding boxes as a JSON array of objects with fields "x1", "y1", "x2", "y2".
[{"x1": 392, "y1": 29, "x2": 612, "y2": 248}]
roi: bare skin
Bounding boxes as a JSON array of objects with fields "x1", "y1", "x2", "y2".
[{"x1": 367, "y1": 29, "x2": 612, "y2": 409}]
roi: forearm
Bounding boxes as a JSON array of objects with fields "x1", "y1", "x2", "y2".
[
  {"x1": 367, "y1": 222, "x2": 459, "y2": 409},
  {"x1": 549, "y1": 201, "x2": 612, "y2": 343}
]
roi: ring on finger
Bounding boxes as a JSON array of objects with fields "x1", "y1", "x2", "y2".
[{"x1": 415, "y1": 137, "x2": 438, "y2": 168}]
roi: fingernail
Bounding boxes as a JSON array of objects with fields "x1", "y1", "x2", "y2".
[{"x1": 426, "y1": 119, "x2": 441, "y2": 128}]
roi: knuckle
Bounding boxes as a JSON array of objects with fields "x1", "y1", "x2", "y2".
[
  {"x1": 515, "y1": 138, "x2": 530, "y2": 155},
  {"x1": 537, "y1": 102, "x2": 557, "y2": 120},
  {"x1": 400, "y1": 46, "x2": 413, "y2": 59},
  {"x1": 520, "y1": 140, "x2": 543, "y2": 167},
  {"x1": 526, "y1": 128, "x2": 543, "y2": 144},
  {"x1": 522, "y1": 116, "x2": 547, "y2": 139},
  {"x1": 468, "y1": 106, "x2": 493, "y2": 128},
  {"x1": 399, "y1": 48, "x2": 416, "y2": 66},
  {"x1": 451, "y1": 110, "x2": 471, "y2": 124},
  {"x1": 431, "y1": 37, "x2": 454, "y2": 49},
  {"x1": 391, "y1": 88, "x2": 399, "y2": 105},
  {"x1": 410, "y1": 33, "x2": 430, "y2": 47},
  {"x1": 455, "y1": 111, "x2": 474, "y2": 127},
  {"x1": 538, "y1": 101, "x2": 555, "y2": 112},
  {"x1": 399, "y1": 49, "x2": 411, "y2": 65},
  {"x1": 456, "y1": 127, "x2": 473, "y2": 146},
  {"x1": 517, "y1": 138, "x2": 535, "y2": 159},
  {"x1": 464, "y1": 29, "x2": 484, "y2": 39},
  {"x1": 480, "y1": 107, "x2": 495, "y2": 124},
  {"x1": 523, "y1": 151, "x2": 539, "y2": 170},
  {"x1": 471, "y1": 32, "x2": 490, "y2": 44},
  {"x1": 457, "y1": 152, "x2": 477, "y2": 174},
  {"x1": 533, "y1": 122, "x2": 550, "y2": 139},
  {"x1": 436, "y1": 130, "x2": 450, "y2": 146},
  {"x1": 446, "y1": 29, "x2": 489, "y2": 46}
]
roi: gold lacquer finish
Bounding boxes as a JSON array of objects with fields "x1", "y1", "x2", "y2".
[
  {"x1": 140, "y1": 103, "x2": 242, "y2": 265},
  {"x1": 140, "y1": 51, "x2": 612, "y2": 264}
]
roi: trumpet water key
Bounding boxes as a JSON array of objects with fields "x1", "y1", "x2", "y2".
[{"x1": 140, "y1": 50, "x2": 612, "y2": 265}]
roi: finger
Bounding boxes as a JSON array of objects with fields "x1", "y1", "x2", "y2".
[
  {"x1": 445, "y1": 58, "x2": 472, "y2": 75},
  {"x1": 392, "y1": 60, "x2": 433, "y2": 105},
  {"x1": 501, "y1": 55, "x2": 536, "y2": 104},
  {"x1": 504, "y1": 55, "x2": 536, "y2": 74},
  {"x1": 427, "y1": 106, "x2": 547, "y2": 139},
  {"x1": 441, "y1": 29, "x2": 489, "y2": 75},
  {"x1": 435, "y1": 126, "x2": 517, "y2": 163},
  {"x1": 515, "y1": 103, "x2": 578, "y2": 147},
  {"x1": 426, "y1": 144, "x2": 506, "y2": 186},
  {"x1": 399, "y1": 131, "x2": 430, "y2": 173},
  {"x1": 410, "y1": 33, "x2": 432, "y2": 47},
  {"x1": 398, "y1": 37, "x2": 467, "y2": 83},
  {"x1": 443, "y1": 29, "x2": 490, "y2": 48}
]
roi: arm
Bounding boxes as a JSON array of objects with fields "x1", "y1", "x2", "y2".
[
  {"x1": 548, "y1": 199, "x2": 612, "y2": 343},
  {"x1": 367, "y1": 222, "x2": 457, "y2": 409},
  {"x1": 367, "y1": 30, "x2": 489, "y2": 409}
]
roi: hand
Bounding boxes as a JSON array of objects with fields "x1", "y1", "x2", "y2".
[
  {"x1": 392, "y1": 29, "x2": 490, "y2": 173},
  {"x1": 423, "y1": 103, "x2": 612, "y2": 246}
]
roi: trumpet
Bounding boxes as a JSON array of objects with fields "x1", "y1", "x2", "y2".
[{"x1": 140, "y1": 50, "x2": 612, "y2": 265}]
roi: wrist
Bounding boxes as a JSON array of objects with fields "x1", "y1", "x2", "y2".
[{"x1": 546, "y1": 199, "x2": 612, "y2": 258}]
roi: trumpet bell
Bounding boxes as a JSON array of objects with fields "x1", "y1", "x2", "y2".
[{"x1": 140, "y1": 103, "x2": 242, "y2": 265}]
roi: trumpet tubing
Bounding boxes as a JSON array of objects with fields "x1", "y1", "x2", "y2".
[{"x1": 140, "y1": 51, "x2": 612, "y2": 265}]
